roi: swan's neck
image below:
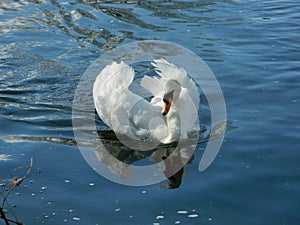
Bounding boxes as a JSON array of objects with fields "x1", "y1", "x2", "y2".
[{"x1": 163, "y1": 102, "x2": 181, "y2": 143}]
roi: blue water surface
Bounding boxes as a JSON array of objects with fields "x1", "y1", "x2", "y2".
[{"x1": 0, "y1": 0, "x2": 299, "y2": 224}]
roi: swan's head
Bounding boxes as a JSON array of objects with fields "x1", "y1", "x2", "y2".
[{"x1": 162, "y1": 79, "x2": 181, "y2": 116}]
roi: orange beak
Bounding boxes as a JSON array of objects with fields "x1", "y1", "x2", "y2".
[{"x1": 162, "y1": 98, "x2": 172, "y2": 116}]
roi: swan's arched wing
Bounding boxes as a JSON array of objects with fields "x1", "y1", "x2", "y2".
[
  {"x1": 93, "y1": 61, "x2": 134, "y2": 97},
  {"x1": 152, "y1": 58, "x2": 187, "y2": 84},
  {"x1": 93, "y1": 61, "x2": 135, "y2": 127},
  {"x1": 182, "y1": 75, "x2": 200, "y2": 111},
  {"x1": 152, "y1": 58, "x2": 200, "y2": 110},
  {"x1": 93, "y1": 61, "x2": 163, "y2": 140},
  {"x1": 140, "y1": 75, "x2": 164, "y2": 97}
]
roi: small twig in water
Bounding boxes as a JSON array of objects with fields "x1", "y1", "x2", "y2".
[{"x1": 0, "y1": 157, "x2": 33, "y2": 225}]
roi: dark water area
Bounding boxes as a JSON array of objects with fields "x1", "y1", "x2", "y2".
[{"x1": 0, "y1": 0, "x2": 299, "y2": 224}]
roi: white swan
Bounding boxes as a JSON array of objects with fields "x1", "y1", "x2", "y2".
[{"x1": 93, "y1": 58, "x2": 199, "y2": 144}]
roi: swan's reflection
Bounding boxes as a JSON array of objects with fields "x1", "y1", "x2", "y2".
[{"x1": 94, "y1": 130, "x2": 196, "y2": 189}]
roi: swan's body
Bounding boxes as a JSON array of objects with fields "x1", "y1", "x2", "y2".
[{"x1": 93, "y1": 58, "x2": 199, "y2": 144}]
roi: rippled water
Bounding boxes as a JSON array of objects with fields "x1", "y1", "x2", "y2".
[{"x1": 0, "y1": 0, "x2": 299, "y2": 224}]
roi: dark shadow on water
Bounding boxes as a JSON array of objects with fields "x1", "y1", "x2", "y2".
[
  {"x1": 95, "y1": 129, "x2": 197, "y2": 189},
  {"x1": 94, "y1": 114, "x2": 234, "y2": 189}
]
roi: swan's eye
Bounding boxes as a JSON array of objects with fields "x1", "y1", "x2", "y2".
[{"x1": 163, "y1": 99, "x2": 170, "y2": 105}]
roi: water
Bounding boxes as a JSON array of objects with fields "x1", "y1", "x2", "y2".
[{"x1": 0, "y1": 0, "x2": 299, "y2": 224}]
